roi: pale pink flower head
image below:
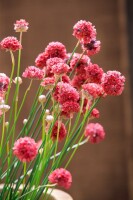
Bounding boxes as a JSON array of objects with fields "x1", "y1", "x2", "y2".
[
  {"x1": 61, "y1": 101, "x2": 80, "y2": 118},
  {"x1": 71, "y1": 74, "x2": 87, "y2": 90},
  {"x1": 82, "y1": 83, "x2": 104, "y2": 99},
  {"x1": 13, "y1": 137, "x2": 38, "y2": 162},
  {"x1": 51, "y1": 121, "x2": 67, "y2": 142},
  {"x1": 22, "y1": 66, "x2": 44, "y2": 80},
  {"x1": 45, "y1": 42, "x2": 67, "y2": 59},
  {"x1": 85, "y1": 123, "x2": 105, "y2": 144},
  {"x1": 48, "y1": 168, "x2": 72, "y2": 189},
  {"x1": 73, "y1": 20, "x2": 97, "y2": 43},
  {"x1": 82, "y1": 39, "x2": 101, "y2": 56},
  {"x1": 52, "y1": 63, "x2": 70, "y2": 75},
  {"x1": 0, "y1": 36, "x2": 22, "y2": 51},
  {"x1": 14, "y1": 19, "x2": 29, "y2": 32},
  {"x1": 41, "y1": 77, "x2": 55, "y2": 89},
  {"x1": 0, "y1": 73, "x2": 10, "y2": 93},
  {"x1": 101, "y1": 70, "x2": 125, "y2": 96},
  {"x1": 53, "y1": 82, "x2": 79, "y2": 104},
  {"x1": 85, "y1": 63, "x2": 104, "y2": 84},
  {"x1": 46, "y1": 57, "x2": 64, "y2": 77},
  {"x1": 35, "y1": 52, "x2": 48, "y2": 69}
]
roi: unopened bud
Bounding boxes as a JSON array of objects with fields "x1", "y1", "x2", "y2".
[
  {"x1": 14, "y1": 77, "x2": 22, "y2": 85},
  {"x1": 46, "y1": 115, "x2": 54, "y2": 123},
  {"x1": 38, "y1": 95, "x2": 46, "y2": 103},
  {"x1": 39, "y1": 148, "x2": 43, "y2": 154},
  {"x1": 45, "y1": 109, "x2": 50, "y2": 115},
  {"x1": 5, "y1": 121, "x2": 9, "y2": 127},
  {"x1": 23, "y1": 119, "x2": 28, "y2": 125}
]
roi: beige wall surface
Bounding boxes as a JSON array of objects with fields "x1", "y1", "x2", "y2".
[{"x1": 0, "y1": 0, "x2": 132, "y2": 200}]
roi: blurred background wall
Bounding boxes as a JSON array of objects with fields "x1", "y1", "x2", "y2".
[{"x1": 0, "y1": 0, "x2": 132, "y2": 200}]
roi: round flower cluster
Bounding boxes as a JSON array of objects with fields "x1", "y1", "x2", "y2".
[
  {"x1": 85, "y1": 123, "x2": 105, "y2": 144},
  {"x1": 0, "y1": 73, "x2": 10, "y2": 93},
  {"x1": 35, "y1": 52, "x2": 48, "y2": 69},
  {"x1": 82, "y1": 83, "x2": 104, "y2": 99},
  {"x1": 22, "y1": 66, "x2": 44, "y2": 80},
  {"x1": 14, "y1": 19, "x2": 29, "y2": 32},
  {"x1": 48, "y1": 168, "x2": 72, "y2": 189},
  {"x1": 51, "y1": 120, "x2": 67, "y2": 141},
  {"x1": 0, "y1": 36, "x2": 22, "y2": 51},
  {"x1": 13, "y1": 137, "x2": 38, "y2": 162}
]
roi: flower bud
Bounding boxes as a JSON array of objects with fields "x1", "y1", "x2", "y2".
[
  {"x1": 23, "y1": 119, "x2": 28, "y2": 125},
  {"x1": 14, "y1": 77, "x2": 22, "y2": 85},
  {"x1": 46, "y1": 115, "x2": 54, "y2": 123},
  {"x1": 38, "y1": 95, "x2": 46, "y2": 103},
  {"x1": 45, "y1": 109, "x2": 50, "y2": 115},
  {"x1": 39, "y1": 148, "x2": 43, "y2": 154},
  {"x1": 5, "y1": 121, "x2": 9, "y2": 127}
]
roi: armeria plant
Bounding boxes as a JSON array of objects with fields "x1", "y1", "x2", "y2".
[{"x1": 0, "y1": 19, "x2": 125, "y2": 200}]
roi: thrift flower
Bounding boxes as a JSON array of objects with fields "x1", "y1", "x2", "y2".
[
  {"x1": 0, "y1": 36, "x2": 22, "y2": 51},
  {"x1": 22, "y1": 66, "x2": 44, "y2": 80},
  {"x1": 51, "y1": 121, "x2": 67, "y2": 141},
  {"x1": 14, "y1": 19, "x2": 29, "y2": 32}
]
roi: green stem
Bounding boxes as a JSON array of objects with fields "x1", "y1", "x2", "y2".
[
  {"x1": 23, "y1": 162, "x2": 26, "y2": 188},
  {"x1": 0, "y1": 112, "x2": 5, "y2": 155},
  {"x1": 67, "y1": 40, "x2": 80, "y2": 65}
]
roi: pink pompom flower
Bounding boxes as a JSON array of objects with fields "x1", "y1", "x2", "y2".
[
  {"x1": 0, "y1": 73, "x2": 10, "y2": 93},
  {"x1": 48, "y1": 168, "x2": 72, "y2": 189},
  {"x1": 85, "y1": 123, "x2": 105, "y2": 144},
  {"x1": 22, "y1": 66, "x2": 44, "y2": 80},
  {"x1": 41, "y1": 77, "x2": 55, "y2": 89},
  {"x1": 13, "y1": 137, "x2": 38, "y2": 162},
  {"x1": 53, "y1": 82, "x2": 79, "y2": 104},
  {"x1": 45, "y1": 42, "x2": 67, "y2": 59},
  {"x1": 52, "y1": 63, "x2": 70, "y2": 75},
  {"x1": 82, "y1": 39, "x2": 101, "y2": 56},
  {"x1": 73, "y1": 20, "x2": 97, "y2": 43},
  {"x1": 0, "y1": 36, "x2": 22, "y2": 51},
  {"x1": 35, "y1": 52, "x2": 48, "y2": 69},
  {"x1": 101, "y1": 70, "x2": 125, "y2": 96},
  {"x1": 61, "y1": 101, "x2": 80, "y2": 118},
  {"x1": 51, "y1": 121, "x2": 67, "y2": 142},
  {"x1": 14, "y1": 19, "x2": 29, "y2": 32},
  {"x1": 82, "y1": 83, "x2": 104, "y2": 99}
]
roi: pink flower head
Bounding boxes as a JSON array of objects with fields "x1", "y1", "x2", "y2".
[
  {"x1": 70, "y1": 53, "x2": 90, "y2": 74},
  {"x1": 22, "y1": 66, "x2": 44, "y2": 80},
  {"x1": 85, "y1": 123, "x2": 105, "y2": 144},
  {"x1": 61, "y1": 101, "x2": 80, "y2": 118},
  {"x1": 41, "y1": 77, "x2": 55, "y2": 89},
  {"x1": 91, "y1": 108, "x2": 100, "y2": 119},
  {"x1": 51, "y1": 121, "x2": 67, "y2": 142},
  {"x1": 14, "y1": 19, "x2": 29, "y2": 32},
  {"x1": 82, "y1": 39, "x2": 101, "y2": 56},
  {"x1": 53, "y1": 82, "x2": 79, "y2": 104},
  {"x1": 0, "y1": 36, "x2": 22, "y2": 51},
  {"x1": 52, "y1": 63, "x2": 69, "y2": 75},
  {"x1": 0, "y1": 73, "x2": 10, "y2": 93},
  {"x1": 85, "y1": 63, "x2": 104, "y2": 84},
  {"x1": 13, "y1": 137, "x2": 38, "y2": 162},
  {"x1": 48, "y1": 168, "x2": 72, "y2": 189},
  {"x1": 45, "y1": 42, "x2": 67, "y2": 59},
  {"x1": 46, "y1": 57, "x2": 64, "y2": 77},
  {"x1": 62, "y1": 75, "x2": 70, "y2": 83},
  {"x1": 71, "y1": 74, "x2": 87, "y2": 90},
  {"x1": 73, "y1": 20, "x2": 97, "y2": 43},
  {"x1": 82, "y1": 83, "x2": 104, "y2": 99},
  {"x1": 101, "y1": 70, "x2": 125, "y2": 96},
  {"x1": 35, "y1": 52, "x2": 48, "y2": 69}
]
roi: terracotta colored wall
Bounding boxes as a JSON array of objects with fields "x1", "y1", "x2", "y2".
[{"x1": 0, "y1": 0, "x2": 132, "y2": 200}]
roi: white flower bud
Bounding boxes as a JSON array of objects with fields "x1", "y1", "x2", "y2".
[
  {"x1": 0, "y1": 105, "x2": 10, "y2": 112},
  {"x1": 14, "y1": 77, "x2": 22, "y2": 85},
  {"x1": 38, "y1": 95, "x2": 46, "y2": 103},
  {"x1": 45, "y1": 109, "x2": 50, "y2": 115},
  {"x1": 5, "y1": 121, "x2": 9, "y2": 127},
  {"x1": 23, "y1": 119, "x2": 28, "y2": 124},
  {"x1": 46, "y1": 115, "x2": 54, "y2": 123},
  {"x1": 0, "y1": 100, "x2": 5, "y2": 105},
  {"x1": 39, "y1": 148, "x2": 43, "y2": 154}
]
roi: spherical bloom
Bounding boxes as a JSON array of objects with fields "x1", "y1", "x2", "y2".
[
  {"x1": 13, "y1": 137, "x2": 38, "y2": 162},
  {"x1": 82, "y1": 39, "x2": 101, "y2": 56},
  {"x1": 85, "y1": 63, "x2": 104, "y2": 84},
  {"x1": 52, "y1": 63, "x2": 69, "y2": 75},
  {"x1": 22, "y1": 66, "x2": 44, "y2": 80},
  {"x1": 82, "y1": 83, "x2": 104, "y2": 98},
  {"x1": 0, "y1": 73, "x2": 10, "y2": 93},
  {"x1": 85, "y1": 123, "x2": 105, "y2": 144},
  {"x1": 48, "y1": 168, "x2": 72, "y2": 189},
  {"x1": 101, "y1": 70, "x2": 125, "y2": 96},
  {"x1": 71, "y1": 74, "x2": 87, "y2": 89},
  {"x1": 73, "y1": 20, "x2": 97, "y2": 43},
  {"x1": 46, "y1": 57, "x2": 64, "y2": 77},
  {"x1": 35, "y1": 52, "x2": 48, "y2": 69},
  {"x1": 45, "y1": 42, "x2": 67, "y2": 59},
  {"x1": 0, "y1": 36, "x2": 22, "y2": 51},
  {"x1": 62, "y1": 75, "x2": 70, "y2": 83},
  {"x1": 51, "y1": 121, "x2": 67, "y2": 142},
  {"x1": 91, "y1": 108, "x2": 100, "y2": 119},
  {"x1": 53, "y1": 82, "x2": 79, "y2": 104},
  {"x1": 70, "y1": 53, "x2": 90, "y2": 75},
  {"x1": 61, "y1": 101, "x2": 80, "y2": 118},
  {"x1": 41, "y1": 77, "x2": 55, "y2": 89},
  {"x1": 14, "y1": 19, "x2": 29, "y2": 32}
]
